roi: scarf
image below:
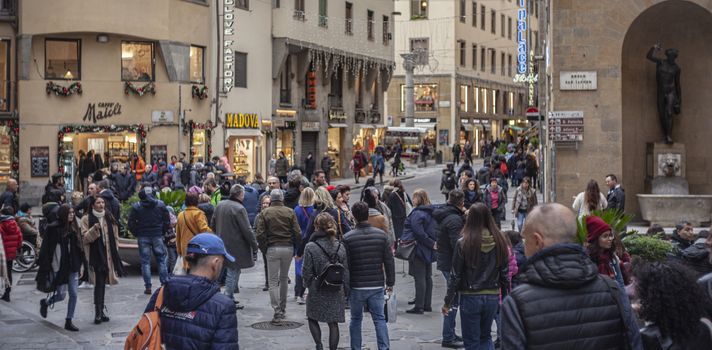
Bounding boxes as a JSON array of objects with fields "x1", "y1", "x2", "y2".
[
  {"x1": 87, "y1": 210, "x2": 125, "y2": 278},
  {"x1": 593, "y1": 249, "x2": 616, "y2": 279}
]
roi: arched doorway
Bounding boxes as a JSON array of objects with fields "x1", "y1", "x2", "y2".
[{"x1": 621, "y1": 0, "x2": 712, "y2": 216}]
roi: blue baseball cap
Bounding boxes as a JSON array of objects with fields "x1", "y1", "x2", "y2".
[{"x1": 186, "y1": 233, "x2": 235, "y2": 262}]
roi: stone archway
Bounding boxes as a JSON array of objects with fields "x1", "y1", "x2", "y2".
[{"x1": 621, "y1": 0, "x2": 712, "y2": 216}]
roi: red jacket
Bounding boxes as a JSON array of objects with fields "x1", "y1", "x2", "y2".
[{"x1": 0, "y1": 215, "x2": 23, "y2": 260}]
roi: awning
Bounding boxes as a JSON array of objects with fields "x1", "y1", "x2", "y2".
[
  {"x1": 329, "y1": 123, "x2": 348, "y2": 128},
  {"x1": 414, "y1": 123, "x2": 436, "y2": 129},
  {"x1": 225, "y1": 129, "x2": 262, "y2": 138},
  {"x1": 506, "y1": 125, "x2": 527, "y2": 131},
  {"x1": 387, "y1": 126, "x2": 427, "y2": 133},
  {"x1": 463, "y1": 124, "x2": 473, "y2": 131},
  {"x1": 357, "y1": 124, "x2": 376, "y2": 129}
]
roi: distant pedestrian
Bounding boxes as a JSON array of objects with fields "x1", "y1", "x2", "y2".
[
  {"x1": 127, "y1": 187, "x2": 170, "y2": 295},
  {"x1": 371, "y1": 150, "x2": 386, "y2": 185},
  {"x1": 80, "y1": 196, "x2": 124, "y2": 324},
  {"x1": 343, "y1": 202, "x2": 395, "y2": 350},
  {"x1": 176, "y1": 192, "x2": 212, "y2": 269},
  {"x1": 511, "y1": 177, "x2": 537, "y2": 233},
  {"x1": 403, "y1": 189, "x2": 437, "y2": 315},
  {"x1": 386, "y1": 179, "x2": 411, "y2": 240},
  {"x1": 0, "y1": 178, "x2": 18, "y2": 214},
  {"x1": 463, "y1": 179, "x2": 481, "y2": 208},
  {"x1": 605, "y1": 174, "x2": 625, "y2": 212},
  {"x1": 38, "y1": 204, "x2": 83, "y2": 331},
  {"x1": 440, "y1": 164, "x2": 457, "y2": 201},
  {"x1": 276, "y1": 152, "x2": 290, "y2": 184},
  {"x1": 256, "y1": 195, "x2": 271, "y2": 291},
  {"x1": 572, "y1": 179, "x2": 608, "y2": 217},
  {"x1": 142, "y1": 233, "x2": 238, "y2": 349},
  {"x1": 304, "y1": 152, "x2": 316, "y2": 182},
  {"x1": 363, "y1": 187, "x2": 394, "y2": 246},
  {"x1": 464, "y1": 141, "x2": 473, "y2": 162},
  {"x1": 452, "y1": 143, "x2": 461, "y2": 166},
  {"x1": 351, "y1": 151, "x2": 365, "y2": 184},
  {"x1": 302, "y1": 213, "x2": 349, "y2": 350},
  {"x1": 197, "y1": 193, "x2": 215, "y2": 226},
  {"x1": 442, "y1": 203, "x2": 509, "y2": 350},
  {"x1": 0, "y1": 206, "x2": 22, "y2": 302},
  {"x1": 501, "y1": 203, "x2": 642, "y2": 350},
  {"x1": 320, "y1": 154, "x2": 334, "y2": 184},
  {"x1": 483, "y1": 178, "x2": 506, "y2": 229},
  {"x1": 212, "y1": 184, "x2": 259, "y2": 308},
  {"x1": 256, "y1": 189, "x2": 302, "y2": 322}
]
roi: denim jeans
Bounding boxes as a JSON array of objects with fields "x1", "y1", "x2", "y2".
[
  {"x1": 267, "y1": 246, "x2": 293, "y2": 315},
  {"x1": 516, "y1": 211, "x2": 528, "y2": 233},
  {"x1": 460, "y1": 294, "x2": 499, "y2": 350},
  {"x1": 137, "y1": 236, "x2": 169, "y2": 289},
  {"x1": 349, "y1": 288, "x2": 389, "y2": 350},
  {"x1": 294, "y1": 257, "x2": 305, "y2": 298},
  {"x1": 166, "y1": 244, "x2": 178, "y2": 274},
  {"x1": 48, "y1": 272, "x2": 78, "y2": 319},
  {"x1": 442, "y1": 271, "x2": 459, "y2": 343},
  {"x1": 224, "y1": 267, "x2": 241, "y2": 301}
]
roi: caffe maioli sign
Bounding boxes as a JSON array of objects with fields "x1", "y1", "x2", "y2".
[
  {"x1": 83, "y1": 102, "x2": 122, "y2": 124},
  {"x1": 225, "y1": 113, "x2": 259, "y2": 129}
]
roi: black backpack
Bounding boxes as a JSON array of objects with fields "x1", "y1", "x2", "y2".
[
  {"x1": 314, "y1": 241, "x2": 345, "y2": 292},
  {"x1": 445, "y1": 174, "x2": 457, "y2": 189}
]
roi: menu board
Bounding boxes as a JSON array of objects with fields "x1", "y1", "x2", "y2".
[
  {"x1": 150, "y1": 145, "x2": 168, "y2": 164},
  {"x1": 31, "y1": 146, "x2": 50, "y2": 177}
]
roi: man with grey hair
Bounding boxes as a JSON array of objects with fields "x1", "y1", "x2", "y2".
[
  {"x1": 258, "y1": 176, "x2": 284, "y2": 214},
  {"x1": 502, "y1": 203, "x2": 642, "y2": 350},
  {"x1": 211, "y1": 184, "x2": 259, "y2": 308},
  {"x1": 255, "y1": 189, "x2": 302, "y2": 323}
]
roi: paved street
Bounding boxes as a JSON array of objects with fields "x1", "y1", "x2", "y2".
[{"x1": 0, "y1": 160, "x2": 531, "y2": 350}]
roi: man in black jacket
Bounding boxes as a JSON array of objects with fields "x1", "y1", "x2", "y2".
[
  {"x1": 128, "y1": 187, "x2": 171, "y2": 295},
  {"x1": 502, "y1": 203, "x2": 642, "y2": 350},
  {"x1": 605, "y1": 174, "x2": 625, "y2": 212},
  {"x1": 433, "y1": 190, "x2": 465, "y2": 348},
  {"x1": 343, "y1": 202, "x2": 395, "y2": 350}
]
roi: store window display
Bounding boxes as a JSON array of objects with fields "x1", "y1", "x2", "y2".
[
  {"x1": 121, "y1": 42, "x2": 154, "y2": 82},
  {"x1": 231, "y1": 137, "x2": 255, "y2": 180},
  {"x1": 401, "y1": 84, "x2": 438, "y2": 112}
]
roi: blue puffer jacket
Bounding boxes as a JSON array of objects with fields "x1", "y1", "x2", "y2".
[
  {"x1": 402, "y1": 205, "x2": 439, "y2": 263},
  {"x1": 128, "y1": 197, "x2": 170, "y2": 238},
  {"x1": 145, "y1": 274, "x2": 238, "y2": 349},
  {"x1": 243, "y1": 185, "x2": 259, "y2": 226}
]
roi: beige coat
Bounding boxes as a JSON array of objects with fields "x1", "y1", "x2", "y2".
[{"x1": 80, "y1": 214, "x2": 121, "y2": 285}]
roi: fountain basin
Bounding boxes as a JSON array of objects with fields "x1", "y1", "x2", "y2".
[{"x1": 637, "y1": 194, "x2": 712, "y2": 226}]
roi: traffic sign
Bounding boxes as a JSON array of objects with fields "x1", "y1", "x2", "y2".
[{"x1": 526, "y1": 107, "x2": 542, "y2": 121}]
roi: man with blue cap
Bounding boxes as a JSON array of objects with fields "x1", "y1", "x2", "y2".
[{"x1": 143, "y1": 233, "x2": 238, "y2": 349}]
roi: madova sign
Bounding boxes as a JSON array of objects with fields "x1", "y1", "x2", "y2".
[{"x1": 223, "y1": 0, "x2": 235, "y2": 93}]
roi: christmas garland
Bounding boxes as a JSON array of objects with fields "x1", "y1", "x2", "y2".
[
  {"x1": 46, "y1": 82, "x2": 82, "y2": 96},
  {"x1": 191, "y1": 84, "x2": 209, "y2": 100},
  {"x1": 57, "y1": 124, "x2": 148, "y2": 173},
  {"x1": 124, "y1": 82, "x2": 156, "y2": 96},
  {"x1": 0, "y1": 119, "x2": 19, "y2": 180}
]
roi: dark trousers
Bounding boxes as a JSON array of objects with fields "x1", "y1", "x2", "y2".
[
  {"x1": 409, "y1": 256, "x2": 433, "y2": 310},
  {"x1": 3, "y1": 259, "x2": 12, "y2": 294},
  {"x1": 94, "y1": 269, "x2": 107, "y2": 306},
  {"x1": 491, "y1": 208, "x2": 503, "y2": 229},
  {"x1": 453, "y1": 153, "x2": 460, "y2": 165}
]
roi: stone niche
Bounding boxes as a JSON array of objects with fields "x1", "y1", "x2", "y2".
[
  {"x1": 644, "y1": 142, "x2": 686, "y2": 194},
  {"x1": 621, "y1": 0, "x2": 712, "y2": 217}
]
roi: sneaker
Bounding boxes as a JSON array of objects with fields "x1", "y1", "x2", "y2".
[
  {"x1": 297, "y1": 297, "x2": 305, "y2": 305},
  {"x1": 78, "y1": 282, "x2": 93, "y2": 290},
  {"x1": 144, "y1": 288, "x2": 152, "y2": 295},
  {"x1": 441, "y1": 340, "x2": 465, "y2": 349}
]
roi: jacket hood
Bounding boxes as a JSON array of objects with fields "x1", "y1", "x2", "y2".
[
  {"x1": 139, "y1": 197, "x2": 158, "y2": 208},
  {"x1": 0, "y1": 214, "x2": 14, "y2": 222},
  {"x1": 368, "y1": 208, "x2": 382, "y2": 217},
  {"x1": 163, "y1": 275, "x2": 221, "y2": 312},
  {"x1": 481, "y1": 229, "x2": 494, "y2": 253},
  {"x1": 433, "y1": 204, "x2": 462, "y2": 223},
  {"x1": 519, "y1": 243, "x2": 599, "y2": 289},
  {"x1": 413, "y1": 204, "x2": 436, "y2": 215}
]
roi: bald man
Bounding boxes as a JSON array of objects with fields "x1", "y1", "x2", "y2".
[
  {"x1": 0, "y1": 178, "x2": 18, "y2": 214},
  {"x1": 501, "y1": 203, "x2": 642, "y2": 350}
]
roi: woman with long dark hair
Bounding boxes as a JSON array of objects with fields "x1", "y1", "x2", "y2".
[
  {"x1": 302, "y1": 213, "x2": 348, "y2": 350},
  {"x1": 572, "y1": 179, "x2": 607, "y2": 217},
  {"x1": 80, "y1": 196, "x2": 124, "y2": 324},
  {"x1": 38, "y1": 204, "x2": 84, "y2": 331},
  {"x1": 443, "y1": 203, "x2": 509, "y2": 349},
  {"x1": 636, "y1": 261, "x2": 712, "y2": 349},
  {"x1": 463, "y1": 179, "x2": 481, "y2": 208}
]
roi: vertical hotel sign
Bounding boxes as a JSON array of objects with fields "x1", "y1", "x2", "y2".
[
  {"x1": 223, "y1": 0, "x2": 235, "y2": 93},
  {"x1": 516, "y1": 0, "x2": 527, "y2": 74}
]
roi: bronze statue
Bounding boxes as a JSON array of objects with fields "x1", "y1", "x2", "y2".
[{"x1": 646, "y1": 44, "x2": 681, "y2": 144}]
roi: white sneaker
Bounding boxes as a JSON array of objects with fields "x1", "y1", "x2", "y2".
[
  {"x1": 78, "y1": 282, "x2": 93, "y2": 289},
  {"x1": 297, "y1": 297, "x2": 305, "y2": 305}
]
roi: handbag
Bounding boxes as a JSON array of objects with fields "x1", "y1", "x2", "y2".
[
  {"x1": 173, "y1": 256, "x2": 187, "y2": 276},
  {"x1": 384, "y1": 290, "x2": 397, "y2": 323},
  {"x1": 35, "y1": 269, "x2": 56, "y2": 293},
  {"x1": 395, "y1": 240, "x2": 416, "y2": 261}
]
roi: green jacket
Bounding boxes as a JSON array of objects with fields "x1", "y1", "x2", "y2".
[{"x1": 255, "y1": 201, "x2": 302, "y2": 254}]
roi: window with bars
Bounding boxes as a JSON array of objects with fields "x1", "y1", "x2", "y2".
[
  {"x1": 294, "y1": 0, "x2": 305, "y2": 21},
  {"x1": 472, "y1": 1, "x2": 477, "y2": 27},
  {"x1": 235, "y1": 51, "x2": 247, "y2": 88},
  {"x1": 236, "y1": 0, "x2": 248, "y2": 10},
  {"x1": 459, "y1": 40, "x2": 466, "y2": 66},
  {"x1": 383, "y1": 16, "x2": 390, "y2": 45},
  {"x1": 367, "y1": 10, "x2": 374, "y2": 41},
  {"x1": 490, "y1": 49, "x2": 496, "y2": 74},
  {"x1": 508, "y1": 54, "x2": 512, "y2": 77},
  {"x1": 501, "y1": 14, "x2": 505, "y2": 37},
  {"x1": 318, "y1": 0, "x2": 328, "y2": 27},
  {"x1": 480, "y1": 5, "x2": 485, "y2": 30},
  {"x1": 491, "y1": 10, "x2": 496, "y2": 34},
  {"x1": 480, "y1": 46, "x2": 485, "y2": 71},
  {"x1": 345, "y1": 2, "x2": 353, "y2": 34},
  {"x1": 472, "y1": 44, "x2": 477, "y2": 69},
  {"x1": 501, "y1": 52, "x2": 505, "y2": 76},
  {"x1": 508, "y1": 17, "x2": 512, "y2": 40},
  {"x1": 459, "y1": 0, "x2": 466, "y2": 22}
]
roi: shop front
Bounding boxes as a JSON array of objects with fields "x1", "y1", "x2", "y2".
[
  {"x1": 327, "y1": 110, "x2": 348, "y2": 179},
  {"x1": 273, "y1": 109, "x2": 297, "y2": 166},
  {"x1": 186, "y1": 120, "x2": 215, "y2": 164},
  {"x1": 225, "y1": 112, "x2": 262, "y2": 181}
]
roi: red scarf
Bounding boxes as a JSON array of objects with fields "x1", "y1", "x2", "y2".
[{"x1": 594, "y1": 250, "x2": 616, "y2": 279}]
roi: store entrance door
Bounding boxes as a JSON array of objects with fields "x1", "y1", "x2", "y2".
[{"x1": 302, "y1": 132, "x2": 318, "y2": 163}]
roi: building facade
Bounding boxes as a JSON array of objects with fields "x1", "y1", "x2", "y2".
[
  {"x1": 271, "y1": 0, "x2": 395, "y2": 178},
  {"x1": 17, "y1": 0, "x2": 213, "y2": 202},
  {"x1": 546, "y1": 0, "x2": 712, "y2": 217},
  {"x1": 388, "y1": 0, "x2": 539, "y2": 161}
]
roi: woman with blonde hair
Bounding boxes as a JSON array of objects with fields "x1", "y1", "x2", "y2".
[
  {"x1": 299, "y1": 187, "x2": 351, "y2": 258},
  {"x1": 294, "y1": 187, "x2": 316, "y2": 304},
  {"x1": 402, "y1": 189, "x2": 438, "y2": 314}
]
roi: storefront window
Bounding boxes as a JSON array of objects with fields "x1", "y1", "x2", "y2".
[
  {"x1": 400, "y1": 83, "x2": 437, "y2": 112},
  {"x1": 0, "y1": 126, "x2": 11, "y2": 190},
  {"x1": 45, "y1": 39, "x2": 80, "y2": 80},
  {"x1": 459, "y1": 85, "x2": 468, "y2": 112},
  {"x1": 192, "y1": 130, "x2": 206, "y2": 163},
  {"x1": 474, "y1": 85, "x2": 479, "y2": 113},
  {"x1": 0, "y1": 40, "x2": 9, "y2": 111},
  {"x1": 482, "y1": 88, "x2": 488, "y2": 114},
  {"x1": 327, "y1": 127, "x2": 342, "y2": 178},
  {"x1": 231, "y1": 137, "x2": 255, "y2": 180},
  {"x1": 121, "y1": 42, "x2": 154, "y2": 81},
  {"x1": 190, "y1": 46, "x2": 205, "y2": 83},
  {"x1": 276, "y1": 127, "x2": 294, "y2": 165}
]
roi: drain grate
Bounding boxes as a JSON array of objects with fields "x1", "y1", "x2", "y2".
[
  {"x1": 16, "y1": 280, "x2": 35, "y2": 286},
  {"x1": 251, "y1": 320, "x2": 303, "y2": 330},
  {"x1": 3, "y1": 319, "x2": 34, "y2": 325},
  {"x1": 111, "y1": 332, "x2": 130, "y2": 338},
  {"x1": 20, "y1": 273, "x2": 36, "y2": 279}
]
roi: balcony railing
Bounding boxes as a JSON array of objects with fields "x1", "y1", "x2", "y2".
[
  {"x1": 293, "y1": 9, "x2": 305, "y2": 21},
  {"x1": 345, "y1": 18, "x2": 353, "y2": 35},
  {"x1": 279, "y1": 89, "x2": 291, "y2": 106},
  {"x1": 328, "y1": 95, "x2": 343, "y2": 109},
  {"x1": 0, "y1": 0, "x2": 16, "y2": 19}
]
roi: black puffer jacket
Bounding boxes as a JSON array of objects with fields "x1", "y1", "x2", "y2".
[
  {"x1": 502, "y1": 243, "x2": 639, "y2": 350},
  {"x1": 433, "y1": 204, "x2": 464, "y2": 273},
  {"x1": 343, "y1": 222, "x2": 395, "y2": 289}
]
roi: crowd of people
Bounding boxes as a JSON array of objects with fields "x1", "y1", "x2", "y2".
[{"x1": 2, "y1": 143, "x2": 712, "y2": 350}]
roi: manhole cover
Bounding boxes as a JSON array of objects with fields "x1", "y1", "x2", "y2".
[
  {"x1": 3, "y1": 319, "x2": 34, "y2": 325},
  {"x1": 16, "y1": 280, "x2": 35, "y2": 286},
  {"x1": 112, "y1": 332, "x2": 129, "y2": 338},
  {"x1": 251, "y1": 321, "x2": 303, "y2": 330}
]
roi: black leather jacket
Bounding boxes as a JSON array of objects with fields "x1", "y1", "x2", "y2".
[{"x1": 444, "y1": 237, "x2": 508, "y2": 306}]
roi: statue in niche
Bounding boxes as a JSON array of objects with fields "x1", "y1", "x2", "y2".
[{"x1": 647, "y1": 44, "x2": 681, "y2": 144}]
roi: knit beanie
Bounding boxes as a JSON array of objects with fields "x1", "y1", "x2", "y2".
[{"x1": 586, "y1": 216, "x2": 611, "y2": 243}]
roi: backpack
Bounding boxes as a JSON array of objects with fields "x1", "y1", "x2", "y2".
[
  {"x1": 125, "y1": 288, "x2": 164, "y2": 350},
  {"x1": 314, "y1": 241, "x2": 345, "y2": 292},
  {"x1": 445, "y1": 174, "x2": 457, "y2": 190}
]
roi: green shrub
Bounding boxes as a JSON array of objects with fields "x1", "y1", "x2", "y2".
[
  {"x1": 575, "y1": 208, "x2": 634, "y2": 245},
  {"x1": 119, "y1": 193, "x2": 140, "y2": 238},
  {"x1": 156, "y1": 189, "x2": 186, "y2": 214},
  {"x1": 622, "y1": 234, "x2": 673, "y2": 262}
]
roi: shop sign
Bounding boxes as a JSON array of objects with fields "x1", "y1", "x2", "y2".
[
  {"x1": 30, "y1": 146, "x2": 49, "y2": 178},
  {"x1": 225, "y1": 113, "x2": 260, "y2": 129},
  {"x1": 560, "y1": 71, "x2": 597, "y2": 90},
  {"x1": 223, "y1": 0, "x2": 236, "y2": 92},
  {"x1": 438, "y1": 100, "x2": 450, "y2": 108},
  {"x1": 83, "y1": 102, "x2": 122, "y2": 124},
  {"x1": 303, "y1": 121, "x2": 320, "y2": 131},
  {"x1": 306, "y1": 70, "x2": 317, "y2": 109},
  {"x1": 548, "y1": 111, "x2": 584, "y2": 141},
  {"x1": 473, "y1": 119, "x2": 491, "y2": 125},
  {"x1": 284, "y1": 121, "x2": 297, "y2": 129},
  {"x1": 329, "y1": 110, "x2": 346, "y2": 121},
  {"x1": 438, "y1": 129, "x2": 449, "y2": 145},
  {"x1": 151, "y1": 110, "x2": 174, "y2": 124},
  {"x1": 517, "y1": 0, "x2": 527, "y2": 74}
]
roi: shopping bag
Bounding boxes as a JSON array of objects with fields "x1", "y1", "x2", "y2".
[
  {"x1": 172, "y1": 256, "x2": 187, "y2": 276},
  {"x1": 384, "y1": 290, "x2": 397, "y2": 323}
]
